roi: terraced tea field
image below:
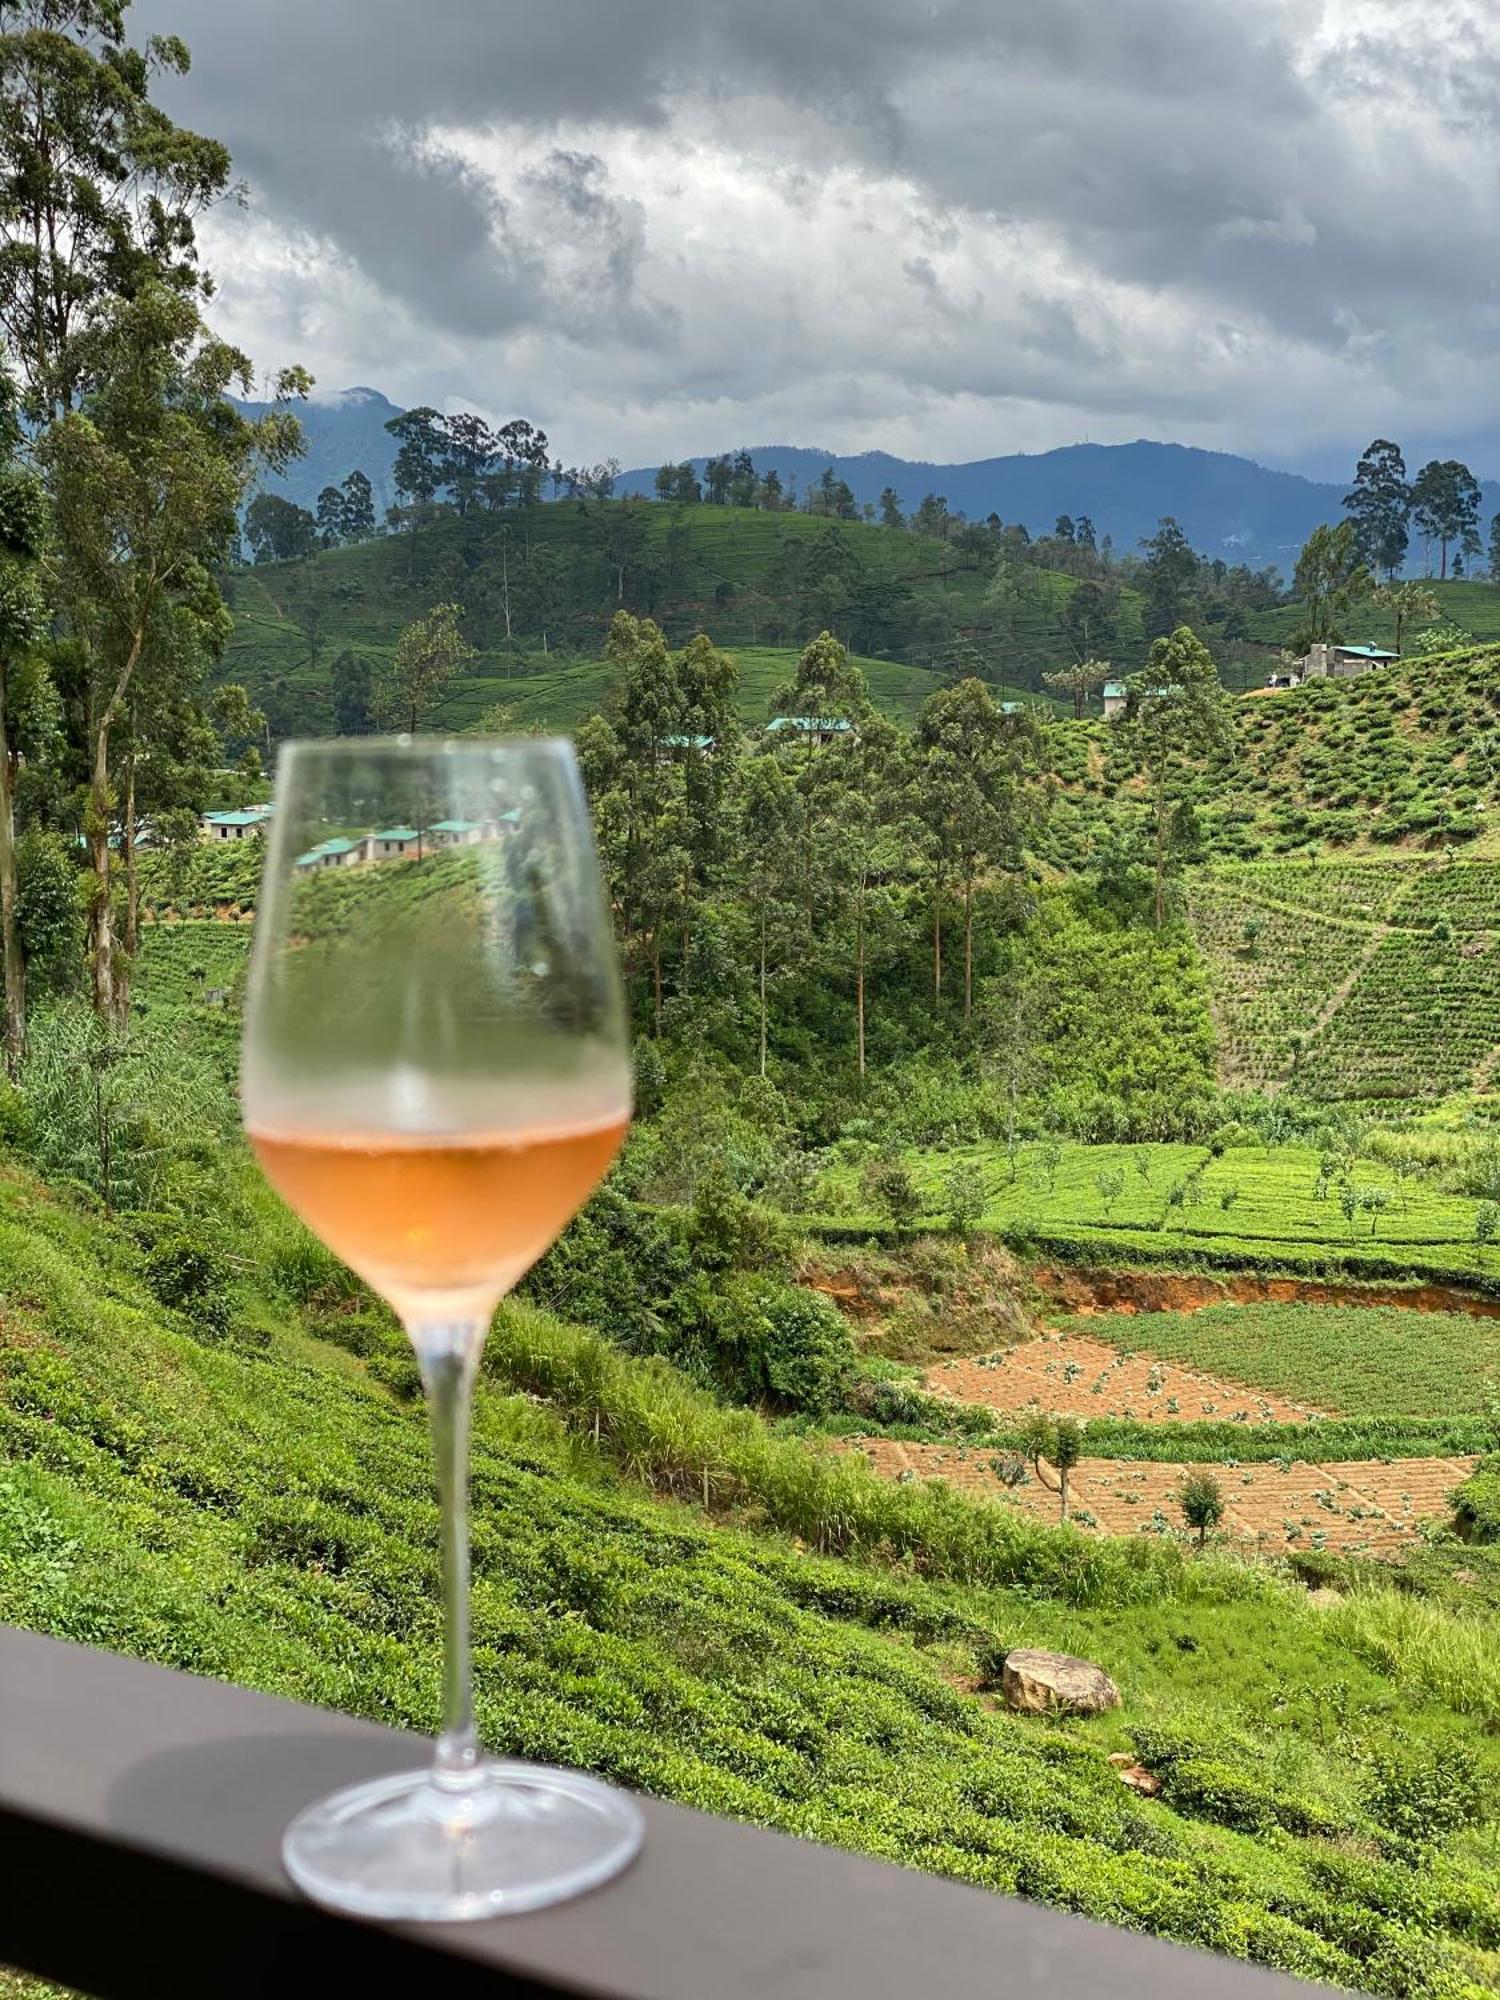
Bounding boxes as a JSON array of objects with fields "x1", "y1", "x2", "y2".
[
  {"x1": 844, "y1": 1437, "x2": 1477, "y2": 1556},
  {"x1": 821, "y1": 1136, "x2": 1500, "y2": 1284},
  {"x1": 1056, "y1": 1299, "x2": 1500, "y2": 1421},
  {"x1": 1189, "y1": 856, "x2": 1500, "y2": 1099}
]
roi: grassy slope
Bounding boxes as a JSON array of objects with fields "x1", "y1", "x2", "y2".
[
  {"x1": 1, "y1": 1156, "x2": 1498, "y2": 1997},
  {"x1": 221, "y1": 504, "x2": 1097, "y2": 733},
  {"x1": 1245, "y1": 579, "x2": 1500, "y2": 651}
]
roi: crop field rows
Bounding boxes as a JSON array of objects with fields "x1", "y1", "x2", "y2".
[
  {"x1": 1190, "y1": 858, "x2": 1500, "y2": 1098},
  {"x1": 842, "y1": 1438, "x2": 1478, "y2": 1556},
  {"x1": 1052, "y1": 1300, "x2": 1500, "y2": 1423},
  {"x1": 925, "y1": 1331, "x2": 1328, "y2": 1424},
  {"x1": 1187, "y1": 880, "x2": 1374, "y2": 1090}
]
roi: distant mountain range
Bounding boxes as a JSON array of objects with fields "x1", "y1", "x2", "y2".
[{"x1": 246, "y1": 389, "x2": 1500, "y2": 569}]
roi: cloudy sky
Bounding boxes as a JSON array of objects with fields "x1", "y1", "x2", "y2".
[{"x1": 135, "y1": 0, "x2": 1500, "y2": 475}]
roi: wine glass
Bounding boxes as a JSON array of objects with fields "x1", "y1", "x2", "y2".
[{"x1": 241, "y1": 737, "x2": 640, "y2": 1921}]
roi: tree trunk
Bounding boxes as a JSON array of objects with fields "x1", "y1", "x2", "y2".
[
  {"x1": 932, "y1": 887, "x2": 942, "y2": 1002},
  {"x1": 0, "y1": 662, "x2": 24, "y2": 1077},
  {"x1": 1153, "y1": 788, "x2": 1166, "y2": 931},
  {"x1": 1059, "y1": 1465, "x2": 1069, "y2": 1522},
  {"x1": 963, "y1": 873, "x2": 974, "y2": 1022},
  {"x1": 123, "y1": 746, "x2": 139, "y2": 956},
  {"x1": 855, "y1": 887, "x2": 866, "y2": 1080},
  {"x1": 500, "y1": 543, "x2": 512, "y2": 640},
  {"x1": 86, "y1": 721, "x2": 115, "y2": 1023},
  {"x1": 85, "y1": 622, "x2": 149, "y2": 1025},
  {"x1": 758, "y1": 902, "x2": 768, "y2": 1079},
  {"x1": 652, "y1": 934, "x2": 662, "y2": 1037}
]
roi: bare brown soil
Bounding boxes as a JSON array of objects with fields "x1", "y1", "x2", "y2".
[
  {"x1": 1033, "y1": 1266, "x2": 1500, "y2": 1321},
  {"x1": 925, "y1": 1330, "x2": 1327, "y2": 1425},
  {"x1": 840, "y1": 1437, "x2": 1477, "y2": 1556}
]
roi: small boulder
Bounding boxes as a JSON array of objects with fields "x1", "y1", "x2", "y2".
[
  {"x1": 1305, "y1": 1587, "x2": 1342, "y2": 1611},
  {"x1": 1000, "y1": 1648, "x2": 1120, "y2": 1716},
  {"x1": 1107, "y1": 1753, "x2": 1161, "y2": 1797}
]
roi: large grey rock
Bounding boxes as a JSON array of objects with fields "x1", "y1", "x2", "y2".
[{"x1": 1000, "y1": 1648, "x2": 1121, "y2": 1716}]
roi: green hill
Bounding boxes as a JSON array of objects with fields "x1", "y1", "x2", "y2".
[
  {"x1": 221, "y1": 503, "x2": 1124, "y2": 736},
  {"x1": 1189, "y1": 857, "x2": 1500, "y2": 1103},
  {"x1": 2, "y1": 1131, "x2": 1498, "y2": 1997},
  {"x1": 1045, "y1": 646, "x2": 1500, "y2": 871},
  {"x1": 1245, "y1": 579, "x2": 1500, "y2": 652}
]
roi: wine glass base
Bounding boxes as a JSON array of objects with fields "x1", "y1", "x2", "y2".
[{"x1": 282, "y1": 1761, "x2": 645, "y2": 1921}]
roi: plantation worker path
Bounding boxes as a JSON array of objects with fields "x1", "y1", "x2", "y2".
[
  {"x1": 845, "y1": 1438, "x2": 1479, "y2": 1557},
  {"x1": 926, "y1": 1329, "x2": 1328, "y2": 1426}
]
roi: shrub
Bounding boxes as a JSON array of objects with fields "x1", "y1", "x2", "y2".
[
  {"x1": 142, "y1": 1232, "x2": 233, "y2": 1339},
  {"x1": 1453, "y1": 1455, "x2": 1500, "y2": 1543},
  {"x1": 861, "y1": 1155, "x2": 923, "y2": 1228},
  {"x1": 720, "y1": 1279, "x2": 853, "y2": 1416},
  {"x1": 1363, "y1": 1744, "x2": 1488, "y2": 1855}
]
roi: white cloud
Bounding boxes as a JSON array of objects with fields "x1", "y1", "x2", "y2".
[{"x1": 144, "y1": 0, "x2": 1500, "y2": 470}]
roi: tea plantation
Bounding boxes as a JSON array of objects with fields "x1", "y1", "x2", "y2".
[
  {"x1": 1, "y1": 1158, "x2": 1499, "y2": 1997},
  {"x1": 1189, "y1": 858, "x2": 1500, "y2": 1101},
  {"x1": 1051, "y1": 1302, "x2": 1500, "y2": 1424}
]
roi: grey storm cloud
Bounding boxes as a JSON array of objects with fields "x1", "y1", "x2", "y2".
[{"x1": 129, "y1": 0, "x2": 1500, "y2": 465}]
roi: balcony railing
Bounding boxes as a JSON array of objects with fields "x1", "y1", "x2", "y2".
[{"x1": 0, "y1": 1624, "x2": 1342, "y2": 2000}]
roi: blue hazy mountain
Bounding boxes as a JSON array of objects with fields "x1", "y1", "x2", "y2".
[
  {"x1": 244, "y1": 392, "x2": 1498, "y2": 564},
  {"x1": 238, "y1": 385, "x2": 404, "y2": 517}
]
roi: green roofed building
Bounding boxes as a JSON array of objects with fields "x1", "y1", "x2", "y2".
[
  {"x1": 294, "y1": 836, "x2": 366, "y2": 871},
  {"x1": 425, "y1": 818, "x2": 484, "y2": 849},
  {"x1": 372, "y1": 828, "x2": 421, "y2": 858},
  {"x1": 200, "y1": 805, "x2": 273, "y2": 842}
]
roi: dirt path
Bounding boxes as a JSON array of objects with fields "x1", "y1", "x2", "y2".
[
  {"x1": 842, "y1": 1437, "x2": 1476, "y2": 1556},
  {"x1": 925, "y1": 1330, "x2": 1328, "y2": 1426}
]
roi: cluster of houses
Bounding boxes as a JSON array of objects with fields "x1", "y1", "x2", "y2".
[
  {"x1": 1100, "y1": 640, "x2": 1401, "y2": 720},
  {"x1": 197, "y1": 801, "x2": 521, "y2": 871}
]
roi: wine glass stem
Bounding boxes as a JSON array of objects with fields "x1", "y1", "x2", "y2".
[{"x1": 413, "y1": 1320, "x2": 484, "y2": 1790}]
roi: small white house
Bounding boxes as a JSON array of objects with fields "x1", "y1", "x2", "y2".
[
  {"x1": 425, "y1": 818, "x2": 487, "y2": 849},
  {"x1": 1102, "y1": 681, "x2": 1128, "y2": 722},
  {"x1": 294, "y1": 836, "x2": 368, "y2": 871},
  {"x1": 371, "y1": 826, "x2": 422, "y2": 860},
  {"x1": 200, "y1": 806, "x2": 273, "y2": 842}
]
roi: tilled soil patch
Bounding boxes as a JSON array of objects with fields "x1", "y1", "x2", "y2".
[
  {"x1": 839, "y1": 1438, "x2": 1476, "y2": 1556},
  {"x1": 925, "y1": 1330, "x2": 1328, "y2": 1425}
]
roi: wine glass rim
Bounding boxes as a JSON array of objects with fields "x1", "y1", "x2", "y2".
[{"x1": 276, "y1": 734, "x2": 575, "y2": 758}]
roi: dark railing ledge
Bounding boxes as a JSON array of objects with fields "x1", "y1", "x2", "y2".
[{"x1": 0, "y1": 1625, "x2": 1338, "y2": 2000}]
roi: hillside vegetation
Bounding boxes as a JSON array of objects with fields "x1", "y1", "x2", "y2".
[
  {"x1": 1191, "y1": 857, "x2": 1500, "y2": 1100},
  {"x1": 1047, "y1": 646, "x2": 1500, "y2": 871},
  {"x1": 221, "y1": 502, "x2": 1119, "y2": 735},
  {"x1": 2, "y1": 1148, "x2": 1499, "y2": 1997}
]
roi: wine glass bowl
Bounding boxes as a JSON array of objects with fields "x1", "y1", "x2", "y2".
[{"x1": 242, "y1": 737, "x2": 640, "y2": 1920}]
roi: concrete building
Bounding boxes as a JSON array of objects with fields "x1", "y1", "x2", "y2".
[
  {"x1": 294, "y1": 836, "x2": 368, "y2": 871},
  {"x1": 200, "y1": 806, "x2": 273, "y2": 842},
  {"x1": 1296, "y1": 642, "x2": 1398, "y2": 682}
]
